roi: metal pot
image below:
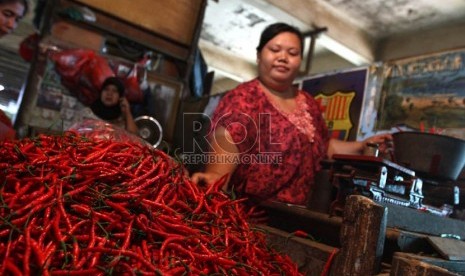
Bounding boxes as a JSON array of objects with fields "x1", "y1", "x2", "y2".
[{"x1": 392, "y1": 132, "x2": 465, "y2": 181}]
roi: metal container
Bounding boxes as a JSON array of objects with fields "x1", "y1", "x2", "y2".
[
  {"x1": 392, "y1": 132, "x2": 465, "y2": 181},
  {"x1": 363, "y1": 142, "x2": 380, "y2": 157}
]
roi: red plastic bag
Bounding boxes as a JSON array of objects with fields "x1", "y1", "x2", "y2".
[
  {"x1": 50, "y1": 49, "x2": 94, "y2": 80},
  {"x1": 124, "y1": 65, "x2": 143, "y2": 103},
  {"x1": 19, "y1": 33, "x2": 40, "y2": 62},
  {"x1": 89, "y1": 55, "x2": 114, "y2": 91},
  {"x1": 78, "y1": 55, "x2": 114, "y2": 104},
  {"x1": 50, "y1": 49, "x2": 115, "y2": 105},
  {"x1": 0, "y1": 110, "x2": 15, "y2": 141}
]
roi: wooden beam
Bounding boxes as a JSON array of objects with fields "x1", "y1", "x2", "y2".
[{"x1": 265, "y1": 0, "x2": 376, "y2": 63}]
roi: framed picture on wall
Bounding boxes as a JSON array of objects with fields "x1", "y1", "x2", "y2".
[
  {"x1": 133, "y1": 74, "x2": 183, "y2": 143},
  {"x1": 300, "y1": 67, "x2": 368, "y2": 141},
  {"x1": 377, "y1": 49, "x2": 465, "y2": 134}
]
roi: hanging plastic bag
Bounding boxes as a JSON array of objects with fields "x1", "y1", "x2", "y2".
[
  {"x1": 78, "y1": 54, "x2": 115, "y2": 104},
  {"x1": 50, "y1": 49, "x2": 115, "y2": 105},
  {"x1": 124, "y1": 64, "x2": 144, "y2": 103},
  {"x1": 19, "y1": 32, "x2": 40, "y2": 62},
  {"x1": 49, "y1": 49, "x2": 94, "y2": 80}
]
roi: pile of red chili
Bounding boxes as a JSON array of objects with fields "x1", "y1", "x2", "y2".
[{"x1": 0, "y1": 131, "x2": 301, "y2": 275}]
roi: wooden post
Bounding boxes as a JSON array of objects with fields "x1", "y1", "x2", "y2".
[{"x1": 332, "y1": 195, "x2": 387, "y2": 275}]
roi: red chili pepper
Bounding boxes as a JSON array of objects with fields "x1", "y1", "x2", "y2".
[
  {"x1": 320, "y1": 248, "x2": 339, "y2": 276},
  {"x1": 23, "y1": 222, "x2": 32, "y2": 275},
  {"x1": 38, "y1": 223, "x2": 53, "y2": 246},
  {"x1": 141, "y1": 240, "x2": 150, "y2": 259},
  {"x1": 50, "y1": 268, "x2": 102, "y2": 275},
  {"x1": 7, "y1": 180, "x2": 35, "y2": 209},
  {"x1": 30, "y1": 238, "x2": 50, "y2": 276},
  {"x1": 3, "y1": 258, "x2": 22, "y2": 275},
  {"x1": 192, "y1": 193, "x2": 205, "y2": 214},
  {"x1": 293, "y1": 230, "x2": 311, "y2": 239},
  {"x1": 205, "y1": 174, "x2": 228, "y2": 195},
  {"x1": 127, "y1": 170, "x2": 165, "y2": 194},
  {"x1": 0, "y1": 133, "x2": 304, "y2": 275},
  {"x1": 121, "y1": 218, "x2": 134, "y2": 250},
  {"x1": 104, "y1": 200, "x2": 132, "y2": 218},
  {"x1": 140, "y1": 199, "x2": 178, "y2": 215},
  {"x1": 82, "y1": 142, "x2": 121, "y2": 163},
  {"x1": 52, "y1": 212, "x2": 64, "y2": 243},
  {"x1": 159, "y1": 235, "x2": 185, "y2": 261},
  {"x1": 14, "y1": 184, "x2": 54, "y2": 216},
  {"x1": 57, "y1": 183, "x2": 72, "y2": 231},
  {"x1": 0, "y1": 238, "x2": 13, "y2": 274},
  {"x1": 84, "y1": 247, "x2": 158, "y2": 271}
]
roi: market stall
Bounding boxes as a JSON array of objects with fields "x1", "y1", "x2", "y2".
[{"x1": 3, "y1": 1, "x2": 465, "y2": 275}]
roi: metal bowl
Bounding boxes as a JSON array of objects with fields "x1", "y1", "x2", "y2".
[{"x1": 392, "y1": 132, "x2": 465, "y2": 181}]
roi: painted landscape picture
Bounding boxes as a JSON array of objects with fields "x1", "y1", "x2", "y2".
[{"x1": 377, "y1": 50, "x2": 465, "y2": 131}]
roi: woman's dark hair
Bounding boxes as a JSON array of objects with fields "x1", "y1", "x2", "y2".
[
  {"x1": 0, "y1": 0, "x2": 29, "y2": 16},
  {"x1": 256, "y1": 22, "x2": 304, "y2": 55},
  {"x1": 101, "y1": 76, "x2": 125, "y2": 96}
]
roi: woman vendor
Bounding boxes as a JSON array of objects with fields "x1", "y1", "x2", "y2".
[{"x1": 191, "y1": 22, "x2": 391, "y2": 206}]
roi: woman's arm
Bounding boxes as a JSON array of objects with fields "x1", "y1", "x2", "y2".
[
  {"x1": 120, "y1": 97, "x2": 139, "y2": 134},
  {"x1": 327, "y1": 138, "x2": 364, "y2": 159},
  {"x1": 327, "y1": 133, "x2": 392, "y2": 159},
  {"x1": 191, "y1": 126, "x2": 239, "y2": 190}
]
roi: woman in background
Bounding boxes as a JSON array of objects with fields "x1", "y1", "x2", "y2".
[
  {"x1": 0, "y1": 0, "x2": 28, "y2": 38},
  {"x1": 80, "y1": 77, "x2": 139, "y2": 135}
]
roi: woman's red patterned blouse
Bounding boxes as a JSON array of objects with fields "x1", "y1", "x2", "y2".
[{"x1": 210, "y1": 79, "x2": 329, "y2": 205}]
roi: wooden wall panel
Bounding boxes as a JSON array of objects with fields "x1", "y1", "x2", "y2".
[{"x1": 75, "y1": 0, "x2": 203, "y2": 46}]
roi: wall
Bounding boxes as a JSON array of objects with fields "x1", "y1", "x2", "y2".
[{"x1": 309, "y1": 51, "x2": 356, "y2": 75}]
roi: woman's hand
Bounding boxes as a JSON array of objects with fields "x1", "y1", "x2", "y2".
[
  {"x1": 119, "y1": 97, "x2": 131, "y2": 116},
  {"x1": 191, "y1": 171, "x2": 230, "y2": 193},
  {"x1": 327, "y1": 133, "x2": 393, "y2": 158},
  {"x1": 191, "y1": 171, "x2": 224, "y2": 186},
  {"x1": 363, "y1": 133, "x2": 393, "y2": 155},
  {"x1": 119, "y1": 97, "x2": 139, "y2": 134}
]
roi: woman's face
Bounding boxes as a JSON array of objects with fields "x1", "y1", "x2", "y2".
[
  {"x1": 101, "y1": 84, "x2": 121, "y2": 107},
  {"x1": 257, "y1": 31, "x2": 302, "y2": 88},
  {"x1": 0, "y1": 1, "x2": 25, "y2": 38}
]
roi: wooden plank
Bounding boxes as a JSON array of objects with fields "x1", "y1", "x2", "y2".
[
  {"x1": 260, "y1": 201, "x2": 342, "y2": 247},
  {"x1": 427, "y1": 236, "x2": 465, "y2": 261},
  {"x1": 385, "y1": 228, "x2": 436, "y2": 254},
  {"x1": 260, "y1": 224, "x2": 337, "y2": 276},
  {"x1": 50, "y1": 21, "x2": 104, "y2": 51},
  {"x1": 379, "y1": 201, "x2": 465, "y2": 238},
  {"x1": 391, "y1": 252, "x2": 462, "y2": 276}
]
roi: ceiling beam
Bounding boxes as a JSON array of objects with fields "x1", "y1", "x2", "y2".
[
  {"x1": 264, "y1": 0, "x2": 376, "y2": 64},
  {"x1": 199, "y1": 39, "x2": 257, "y2": 81}
]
